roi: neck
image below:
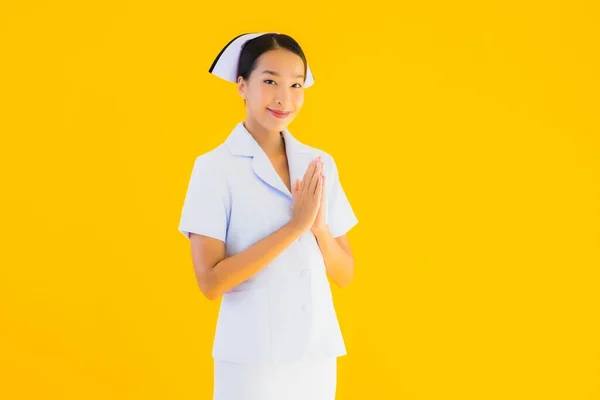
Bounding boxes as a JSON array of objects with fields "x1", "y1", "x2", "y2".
[{"x1": 243, "y1": 118, "x2": 285, "y2": 158}]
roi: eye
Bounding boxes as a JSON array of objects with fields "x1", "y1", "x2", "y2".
[
  {"x1": 264, "y1": 79, "x2": 276, "y2": 85},
  {"x1": 292, "y1": 83, "x2": 303, "y2": 88}
]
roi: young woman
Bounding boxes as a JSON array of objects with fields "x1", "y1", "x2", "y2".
[{"x1": 178, "y1": 32, "x2": 359, "y2": 400}]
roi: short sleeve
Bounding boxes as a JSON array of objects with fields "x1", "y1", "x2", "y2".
[
  {"x1": 178, "y1": 154, "x2": 230, "y2": 242},
  {"x1": 326, "y1": 155, "x2": 358, "y2": 238}
]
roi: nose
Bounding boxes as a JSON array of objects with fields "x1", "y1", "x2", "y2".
[{"x1": 274, "y1": 86, "x2": 292, "y2": 109}]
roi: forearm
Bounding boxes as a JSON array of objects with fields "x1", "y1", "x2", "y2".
[
  {"x1": 208, "y1": 221, "x2": 304, "y2": 298},
  {"x1": 313, "y1": 227, "x2": 355, "y2": 288}
]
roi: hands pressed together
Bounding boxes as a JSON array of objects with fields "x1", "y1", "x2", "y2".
[{"x1": 291, "y1": 156, "x2": 327, "y2": 235}]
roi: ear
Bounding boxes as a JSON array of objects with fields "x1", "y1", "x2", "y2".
[{"x1": 237, "y1": 76, "x2": 246, "y2": 100}]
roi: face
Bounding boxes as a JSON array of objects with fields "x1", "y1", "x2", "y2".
[{"x1": 237, "y1": 48, "x2": 306, "y2": 133}]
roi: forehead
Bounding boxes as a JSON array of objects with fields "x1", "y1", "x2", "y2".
[{"x1": 254, "y1": 49, "x2": 305, "y2": 77}]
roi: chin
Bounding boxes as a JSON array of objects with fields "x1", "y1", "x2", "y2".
[{"x1": 263, "y1": 116, "x2": 291, "y2": 131}]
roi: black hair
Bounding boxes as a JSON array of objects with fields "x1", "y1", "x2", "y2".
[{"x1": 236, "y1": 33, "x2": 309, "y2": 85}]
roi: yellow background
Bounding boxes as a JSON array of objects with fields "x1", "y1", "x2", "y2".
[{"x1": 1, "y1": 1, "x2": 599, "y2": 399}]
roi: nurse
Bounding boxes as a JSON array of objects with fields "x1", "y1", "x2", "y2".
[{"x1": 178, "y1": 32, "x2": 359, "y2": 400}]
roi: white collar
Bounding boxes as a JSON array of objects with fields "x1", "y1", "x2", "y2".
[{"x1": 225, "y1": 121, "x2": 317, "y2": 200}]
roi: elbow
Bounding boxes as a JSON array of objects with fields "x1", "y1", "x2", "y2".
[
  {"x1": 195, "y1": 266, "x2": 223, "y2": 301},
  {"x1": 198, "y1": 281, "x2": 221, "y2": 301},
  {"x1": 338, "y1": 276, "x2": 353, "y2": 289},
  {"x1": 204, "y1": 289, "x2": 220, "y2": 301},
  {"x1": 338, "y1": 261, "x2": 355, "y2": 289}
]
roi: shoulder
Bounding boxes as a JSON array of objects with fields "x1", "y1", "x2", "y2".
[
  {"x1": 187, "y1": 144, "x2": 234, "y2": 181},
  {"x1": 191, "y1": 143, "x2": 229, "y2": 167},
  {"x1": 186, "y1": 144, "x2": 232, "y2": 188}
]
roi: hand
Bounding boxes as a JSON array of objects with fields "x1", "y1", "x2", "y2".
[
  {"x1": 310, "y1": 162, "x2": 327, "y2": 235},
  {"x1": 291, "y1": 157, "x2": 324, "y2": 234}
]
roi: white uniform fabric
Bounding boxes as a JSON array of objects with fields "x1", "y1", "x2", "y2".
[
  {"x1": 213, "y1": 357, "x2": 337, "y2": 400},
  {"x1": 178, "y1": 121, "x2": 358, "y2": 367}
]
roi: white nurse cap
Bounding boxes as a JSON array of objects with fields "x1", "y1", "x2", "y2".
[{"x1": 208, "y1": 32, "x2": 315, "y2": 88}]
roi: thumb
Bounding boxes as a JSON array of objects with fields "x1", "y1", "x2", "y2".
[{"x1": 322, "y1": 174, "x2": 326, "y2": 202}]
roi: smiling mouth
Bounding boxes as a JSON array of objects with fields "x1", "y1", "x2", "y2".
[{"x1": 267, "y1": 109, "x2": 291, "y2": 118}]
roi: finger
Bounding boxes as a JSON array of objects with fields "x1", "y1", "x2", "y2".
[
  {"x1": 316, "y1": 162, "x2": 324, "y2": 194},
  {"x1": 302, "y1": 158, "x2": 319, "y2": 204},
  {"x1": 303, "y1": 158, "x2": 318, "y2": 183},
  {"x1": 308, "y1": 157, "x2": 322, "y2": 183},
  {"x1": 315, "y1": 173, "x2": 324, "y2": 203},
  {"x1": 307, "y1": 160, "x2": 320, "y2": 195},
  {"x1": 310, "y1": 161, "x2": 323, "y2": 195},
  {"x1": 321, "y1": 174, "x2": 326, "y2": 204},
  {"x1": 297, "y1": 179, "x2": 304, "y2": 203}
]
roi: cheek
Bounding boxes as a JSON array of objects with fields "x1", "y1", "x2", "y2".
[
  {"x1": 246, "y1": 85, "x2": 269, "y2": 106},
  {"x1": 293, "y1": 91, "x2": 305, "y2": 108},
  {"x1": 255, "y1": 85, "x2": 272, "y2": 105}
]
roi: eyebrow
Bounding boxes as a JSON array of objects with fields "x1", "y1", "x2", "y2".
[{"x1": 261, "y1": 70, "x2": 305, "y2": 79}]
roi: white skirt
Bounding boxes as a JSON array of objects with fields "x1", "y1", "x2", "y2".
[{"x1": 213, "y1": 356, "x2": 337, "y2": 400}]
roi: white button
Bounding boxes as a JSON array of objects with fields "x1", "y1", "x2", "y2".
[
  {"x1": 302, "y1": 304, "x2": 311, "y2": 313},
  {"x1": 301, "y1": 269, "x2": 310, "y2": 277}
]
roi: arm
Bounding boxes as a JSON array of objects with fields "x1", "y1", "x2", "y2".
[
  {"x1": 190, "y1": 221, "x2": 304, "y2": 301},
  {"x1": 313, "y1": 227, "x2": 355, "y2": 288},
  {"x1": 184, "y1": 156, "x2": 323, "y2": 300}
]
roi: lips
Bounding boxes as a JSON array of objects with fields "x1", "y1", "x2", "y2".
[{"x1": 268, "y1": 108, "x2": 290, "y2": 119}]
